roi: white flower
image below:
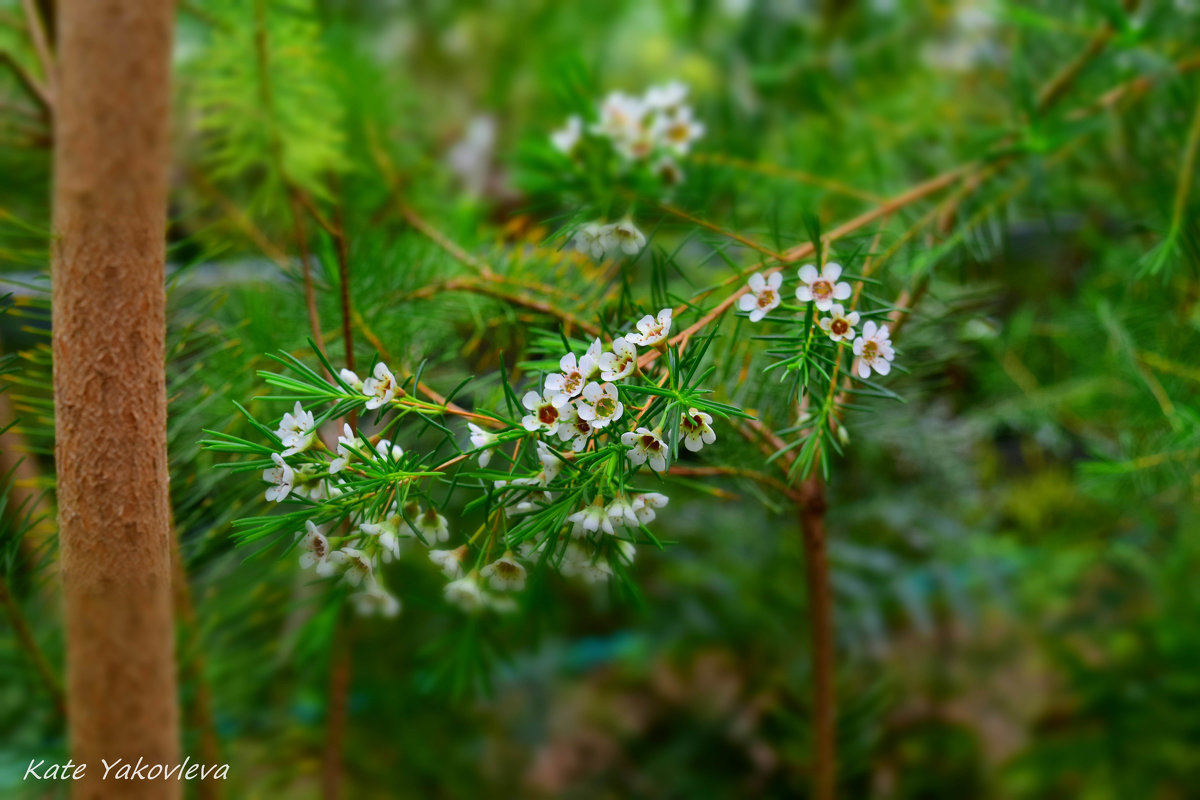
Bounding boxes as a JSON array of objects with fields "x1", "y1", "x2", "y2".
[
  {"x1": 414, "y1": 506, "x2": 451, "y2": 544},
  {"x1": 556, "y1": 403, "x2": 594, "y2": 452},
  {"x1": 467, "y1": 422, "x2": 497, "y2": 467},
  {"x1": 481, "y1": 552, "x2": 527, "y2": 591},
  {"x1": 625, "y1": 308, "x2": 673, "y2": 347},
  {"x1": 521, "y1": 390, "x2": 564, "y2": 435},
  {"x1": 643, "y1": 81, "x2": 688, "y2": 111},
  {"x1": 339, "y1": 368, "x2": 363, "y2": 392},
  {"x1": 551, "y1": 114, "x2": 583, "y2": 154},
  {"x1": 331, "y1": 547, "x2": 374, "y2": 587},
  {"x1": 580, "y1": 339, "x2": 602, "y2": 380},
  {"x1": 654, "y1": 106, "x2": 705, "y2": 156},
  {"x1": 818, "y1": 304, "x2": 861, "y2": 343},
  {"x1": 298, "y1": 520, "x2": 336, "y2": 576},
  {"x1": 680, "y1": 407, "x2": 716, "y2": 452},
  {"x1": 351, "y1": 584, "x2": 400, "y2": 618},
  {"x1": 329, "y1": 423, "x2": 363, "y2": 474},
  {"x1": 632, "y1": 492, "x2": 669, "y2": 525},
  {"x1": 575, "y1": 381, "x2": 624, "y2": 429},
  {"x1": 796, "y1": 262, "x2": 852, "y2": 311},
  {"x1": 430, "y1": 546, "x2": 468, "y2": 579},
  {"x1": 264, "y1": 453, "x2": 294, "y2": 503},
  {"x1": 606, "y1": 495, "x2": 640, "y2": 529},
  {"x1": 444, "y1": 573, "x2": 487, "y2": 613},
  {"x1": 568, "y1": 500, "x2": 615, "y2": 537},
  {"x1": 361, "y1": 510, "x2": 413, "y2": 563},
  {"x1": 853, "y1": 320, "x2": 896, "y2": 378},
  {"x1": 598, "y1": 336, "x2": 638, "y2": 381},
  {"x1": 536, "y1": 440, "x2": 564, "y2": 483},
  {"x1": 362, "y1": 362, "x2": 399, "y2": 409},
  {"x1": 573, "y1": 222, "x2": 612, "y2": 260},
  {"x1": 276, "y1": 401, "x2": 317, "y2": 456},
  {"x1": 559, "y1": 543, "x2": 612, "y2": 583},
  {"x1": 545, "y1": 352, "x2": 588, "y2": 404},
  {"x1": 737, "y1": 272, "x2": 783, "y2": 322},
  {"x1": 621, "y1": 427, "x2": 668, "y2": 472},
  {"x1": 375, "y1": 438, "x2": 404, "y2": 461},
  {"x1": 594, "y1": 91, "x2": 647, "y2": 143},
  {"x1": 609, "y1": 220, "x2": 646, "y2": 255}
]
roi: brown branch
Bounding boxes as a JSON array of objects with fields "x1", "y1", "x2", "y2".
[
  {"x1": 0, "y1": 50, "x2": 52, "y2": 114},
  {"x1": 797, "y1": 476, "x2": 836, "y2": 800},
  {"x1": 18, "y1": 0, "x2": 52, "y2": 100},
  {"x1": 323, "y1": 617, "x2": 352, "y2": 800},
  {"x1": 400, "y1": 276, "x2": 601, "y2": 338}
]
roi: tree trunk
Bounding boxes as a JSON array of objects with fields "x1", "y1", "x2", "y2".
[
  {"x1": 798, "y1": 475, "x2": 836, "y2": 800},
  {"x1": 52, "y1": 1, "x2": 179, "y2": 797}
]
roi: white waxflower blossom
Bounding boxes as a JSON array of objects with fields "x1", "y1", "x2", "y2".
[
  {"x1": 575, "y1": 381, "x2": 624, "y2": 429},
  {"x1": 606, "y1": 495, "x2": 640, "y2": 529},
  {"x1": 796, "y1": 263, "x2": 852, "y2": 311},
  {"x1": 467, "y1": 422, "x2": 497, "y2": 467},
  {"x1": 609, "y1": 220, "x2": 646, "y2": 255},
  {"x1": 853, "y1": 320, "x2": 897, "y2": 378},
  {"x1": 481, "y1": 552, "x2": 527, "y2": 591},
  {"x1": 536, "y1": 440, "x2": 564, "y2": 483},
  {"x1": 413, "y1": 506, "x2": 451, "y2": 544},
  {"x1": 737, "y1": 271, "x2": 783, "y2": 322},
  {"x1": 615, "y1": 539, "x2": 637, "y2": 565},
  {"x1": 655, "y1": 106, "x2": 705, "y2": 156},
  {"x1": 568, "y1": 500, "x2": 615, "y2": 537},
  {"x1": 621, "y1": 427, "x2": 668, "y2": 472},
  {"x1": 361, "y1": 509, "x2": 414, "y2": 563},
  {"x1": 625, "y1": 308, "x2": 673, "y2": 347},
  {"x1": 298, "y1": 520, "x2": 336, "y2": 576},
  {"x1": 429, "y1": 546, "x2": 468, "y2": 579},
  {"x1": 276, "y1": 401, "x2": 317, "y2": 456},
  {"x1": 643, "y1": 81, "x2": 688, "y2": 111},
  {"x1": 444, "y1": 573, "x2": 487, "y2": 613},
  {"x1": 680, "y1": 407, "x2": 717, "y2": 452},
  {"x1": 598, "y1": 336, "x2": 638, "y2": 381},
  {"x1": 556, "y1": 403, "x2": 594, "y2": 452},
  {"x1": 521, "y1": 390, "x2": 564, "y2": 435},
  {"x1": 329, "y1": 423, "x2": 361, "y2": 474},
  {"x1": 560, "y1": 543, "x2": 612, "y2": 583},
  {"x1": 264, "y1": 453, "x2": 294, "y2": 503},
  {"x1": 551, "y1": 114, "x2": 584, "y2": 154},
  {"x1": 331, "y1": 547, "x2": 374, "y2": 587},
  {"x1": 339, "y1": 368, "x2": 363, "y2": 392},
  {"x1": 818, "y1": 304, "x2": 861, "y2": 343},
  {"x1": 632, "y1": 492, "x2": 669, "y2": 525},
  {"x1": 573, "y1": 222, "x2": 613, "y2": 260},
  {"x1": 580, "y1": 338, "x2": 603, "y2": 380},
  {"x1": 374, "y1": 438, "x2": 404, "y2": 461},
  {"x1": 546, "y1": 351, "x2": 589, "y2": 404},
  {"x1": 594, "y1": 91, "x2": 647, "y2": 144},
  {"x1": 362, "y1": 362, "x2": 399, "y2": 409},
  {"x1": 352, "y1": 584, "x2": 400, "y2": 618}
]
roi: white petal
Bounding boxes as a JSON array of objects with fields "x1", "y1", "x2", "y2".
[
  {"x1": 823, "y1": 262, "x2": 842, "y2": 281},
  {"x1": 798, "y1": 264, "x2": 818, "y2": 283},
  {"x1": 748, "y1": 273, "x2": 766, "y2": 293}
]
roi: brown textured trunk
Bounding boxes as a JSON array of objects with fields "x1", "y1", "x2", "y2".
[
  {"x1": 52, "y1": 1, "x2": 179, "y2": 797},
  {"x1": 798, "y1": 476, "x2": 835, "y2": 800}
]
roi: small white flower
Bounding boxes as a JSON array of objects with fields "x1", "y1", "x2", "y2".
[
  {"x1": 632, "y1": 492, "x2": 669, "y2": 525},
  {"x1": 264, "y1": 453, "x2": 294, "y2": 503},
  {"x1": 573, "y1": 222, "x2": 613, "y2": 260},
  {"x1": 598, "y1": 336, "x2": 637, "y2": 381},
  {"x1": 521, "y1": 390, "x2": 564, "y2": 435},
  {"x1": 467, "y1": 422, "x2": 497, "y2": 467},
  {"x1": 551, "y1": 114, "x2": 583, "y2": 154},
  {"x1": 430, "y1": 546, "x2": 468, "y2": 579},
  {"x1": 331, "y1": 547, "x2": 374, "y2": 587},
  {"x1": 351, "y1": 584, "x2": 400, "y2": 618},
  {"x1": 559, "y1": 543, "x2": 612, "y2": 583},
  {"x1": 853, "y1": 320, "x2": 896, "y2": 378},
  {"x1": 276, "y1": 401, "x2": 317, "y2": 456},
  {"x1": 298, "y1": 520, "x2": 336, "y2": 576},
  {"x1": 654, "y1": 106, "x2": 705, "y2": 156},
  {"x1": 545, "y1": 352, "x2": 588, "y2": 404},
  {"x1": 568, "y1": 500, "x2": 615, "y2": 537},
  {"x1": 556, "y1": 403, "x2": 594, "y2": 452},
  {"x1": 615, "y1": 539, "x2": 637, "y2": 565},
  {"x1": 796, "y1": 262, "x2": 852, "y2": 312},
  {"x1": 625, "y1": 308, "x2": 673, "y2": 347},
  {"x1": 594, "y1": 91, "x2": 647, "y2": 143},
  {"x1": 643, "y1": 81, "x2": 689, "y2": 111},
  {"x1": 609, "y1": 220, "x2": 646, "y2": 255},
  {"x1": 444, "y1": 573, "x2": 487, "y2": 613},
  {"x1": 481, "y1": 552, "x2": 527, "y2": 591},
  {"x1": 536, "y1": 440, "x2": 564, "y2": 483},
  {"x1": 580, "y1": 339, "x2": 603, "y2": 380},
  {"x1": 606, "y1": 495, "x2": 640, "y2": 529},
  {"x1": 575, "y1": 381, "x2": 624, "y2": 429},
  {"x1": 621, "y1": 427, "x2": 668, "y2": 472},
  {"x1": 362, "y1": 362, "x2": 399, "y2": 409},
  {"x1": 818, "y1": 304, "x2": 861, "y2": 343},
  {"x1": 737, "y1": 271, "x2": 783, "y2": 322},
  {"x1": 680, "y1": 407, "x2": 716, "y2": 452},
  {"x1": 375, "y1": 438, "x2": 404, "y2": 461},
  {"x1": 414, "y1": 506, "x2": 451, "y2": 544},
  {"x1": 339, "y1": 368, "x2": 363, "y2": 392},
  {"x1": 361, "y1": 509, "x2": 414, "y2": 563},
  {"x1": 329, "y1": 423, "x2": 363, "y2": 474}
]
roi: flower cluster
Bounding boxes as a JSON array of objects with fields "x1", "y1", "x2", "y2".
[
  {"x1": 551, "y1": 81, "x2": 704, "y2": 178},
  {"x1": 739, "y1": 262, "x2": 898, "y2": 378},
  {"x1": 571, "y1": 219, "x2": 647, "y2": 260}
]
